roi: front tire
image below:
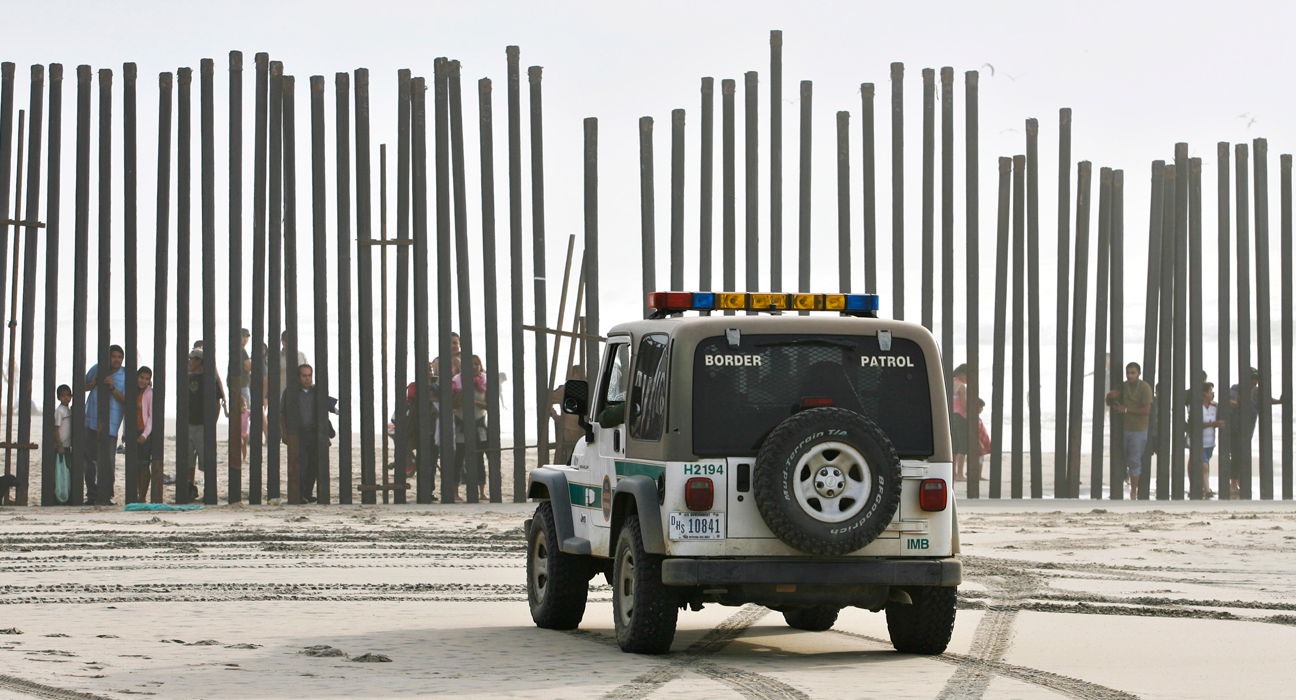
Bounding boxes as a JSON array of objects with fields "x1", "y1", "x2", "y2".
[
  {"x1": 526, "y1": 501, "x2": 589, "y2": 630},
  {"x1": 782, "y1": 606, "x2": 841, "y2": 632},
  {"x1": 886, "y1": 586, "x2": 957, "y2": 654},
  {"x1": 612, "y1": 515, "x2": 678, "y2": 654}
]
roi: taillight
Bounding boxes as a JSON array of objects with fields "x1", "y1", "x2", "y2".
[
  {"x1": 801, "y1": 397, "x2": 834, "y2": 408},
  {"x1": 685, "y1": 477, "x2": 714, "y2": 511},
  {"x1": 919, "y1": 478, "x2": 948, "y2": 512}
]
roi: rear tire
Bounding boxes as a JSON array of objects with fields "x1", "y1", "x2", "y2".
[
  {"x1": 526, "y1": 501, "x2": 589, "y2": 630},
  {"x1": 612, "y1": 515, "x2": 678, "y2": 654},
  {"x1": 782, "y1": 606, "x2": 841, "y2": 632},
  {"x1": 885, "y1": 586, "x2": 957, "y2": 655}
]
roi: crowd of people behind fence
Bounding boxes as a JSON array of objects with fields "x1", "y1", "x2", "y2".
[{"x1": 42, "y1": 328, "x2": 500, "y2": 505}]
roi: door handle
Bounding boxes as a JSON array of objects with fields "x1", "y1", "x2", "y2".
[{"x1": 614, "y1": 429, "x2": 621, "y2": 453}]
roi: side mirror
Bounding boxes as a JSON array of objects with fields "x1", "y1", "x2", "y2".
[
  {"x1": 561, "y1": 380, "x2": 589, "y2": 416},
  {"x1": 562, "y1": 380, "x2": 595, "y2": 444}
]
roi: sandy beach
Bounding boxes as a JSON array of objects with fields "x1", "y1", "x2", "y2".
[{"x1": 0, "y1": 497, "x2": 1293, "y2": 699}]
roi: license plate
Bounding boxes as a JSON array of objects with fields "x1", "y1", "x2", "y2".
[{"x1": 668, "y1": 512, "x2": 725, "y2": 541}]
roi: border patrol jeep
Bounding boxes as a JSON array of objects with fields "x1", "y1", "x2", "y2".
[{"x1": 525, "y1": 291, "x2": 960, "y2": 655}]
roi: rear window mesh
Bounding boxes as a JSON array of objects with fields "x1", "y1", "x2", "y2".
[{"x1": 691, "y1": 334, "x2": 935, "y2": 457}]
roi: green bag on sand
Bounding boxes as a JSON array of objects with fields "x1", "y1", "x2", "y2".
[{"x1": 55, "y1": 454, "x2": 70, "y2": 504}]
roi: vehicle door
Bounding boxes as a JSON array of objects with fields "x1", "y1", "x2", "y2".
[{"x1": 582, "y1": 338, "x2": 632, "y2": 553}]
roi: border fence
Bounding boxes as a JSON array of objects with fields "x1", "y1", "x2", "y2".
[{"x1": 0, "y1": 31, "x2": 1292, "y2": 506}]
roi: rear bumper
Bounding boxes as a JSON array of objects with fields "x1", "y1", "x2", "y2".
[{"x1": 661, "y1": 557, "x2": 961, "y2": 587}]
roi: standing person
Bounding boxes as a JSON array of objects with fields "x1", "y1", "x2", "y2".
[
  {"x1": 278, "y1": 331, "x2": 309, "y2": 399},
  {"x1": 1228, "y1": 369, "x2": 1281, "y2": 498},
  {"x1": 1106, "y1": 362, "x2": 1153, "y2": 499},
  {"x1": 54, "y1": 385, "x2": 73, "y2": 503},
  {"x1": 453, "y1": 355, "x2": 489, "y2": 501},
  {"x1": 228, "y1": 328, "x2": 252, "y2": 414},
  {"x1": 184, "y1": 349, "x2": 227, "y2": 500},
  {"x1": 974, "y1": 398, "x2": 992, "y2": 471},
  {"x1": 84, "y1": 345, "x2": 127, "y2": 505},
  {"x1": 950, "y1": 364, "x2": 969, "y2": 482},
  {"x1": 280, "y1": 364, "x2": 334, "y2": 503},
  {"x1": 1196, "y1": 382, "x2": 1223, "y2": 499},
  {"x1": 134, "y1": 367, "x2": 155, "y2": 500}
]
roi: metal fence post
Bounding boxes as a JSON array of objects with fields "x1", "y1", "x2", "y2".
[
  {"x1": 282, "y1": 74, "x2": 301, "y2": 504},
  {"x1": 862, "y1": 82, "x2": 877, "y2": 294},
  {"x1": 1170, "y1": 144, "x2": 1188, "y2": 500},
  {"x1": 1281, "y1": 153, "x2": 1293, "y2": 500},
  {"x1": 987, "y1": 156, "x2": 1011, "y2": 499},
  {"x1": 891, "y1": 62, "x2": 904, "y2": 319},
  {"x1": 120, "y1": 63, "x2": 138, "y2": 505},
  {"x1": 1235, "y1": 145, "x2": 1252, "y2": 500},
  {"x1": 1109, "y1": 170, "x2": 1125, "y2": 499},
  {"x1": 70, "y1": 65, "x2": 92, "y2": 505},
  {"x1": 770, "y1": 30, "x2": 782, "y2": 293},
  {"x1": 797, "y1": 81, "x2": 812, "y2": 309},
  {"x1": 354, "y1": 68, "x2": 377, "y2": 504},
  {"x1": 411, "y1": 72, "x2": 432, "y2": 504},
  {"x1": 921, "y1": 68, "x2": 934, "y2": 330},
  {"x1": 227, "y1": 53, "x2": 243, "y2": 505},
  {"x1": 506, "y1": 48, "x2": 525, "y2": 501},
  {"x1": 1025, "y1": 118, "x2": 1043, "y2": 498},
  {"x1": 1140, "y1": 161, "x2": 1165, "y2": 500},
  {"x1": 1188, "y1": 157, "x2": 1205, "y2": 500},
  {"x1": 1054, "y1": 109, "x2": 1072, "y2": 494},
  {"x1": 15, "y1": 65, "x2": 44, "y2": 506},
  {"x1": 448, "y1": 61, "x2": 479, "y2": 503},
  {"x1": 941, "y1": 67, "x2": 955, "y2": 414},
  {"x1": 1216, "y1": 146, "x2": 1231, "y2": 500},
  {"x1": 393, "y1": 69, "x2": 411, "y2": 503},
  {"x1": 671, "y1": 108, "x2": 685, "y2": 291},
  {"x1": 434, "y1": 62, "x2": 455, "y2": 503},
  {"x1": 744, "y1": 70, "x2": 758, "y2": 302},
  {"x1": 479, "y1": 78, "x2": 503, "y2": 502},
  {"x1": 640, "y1": 116, "x2": 655, "y2": 317},
  {"x1": 266, "y1": 63, "x2": 283, "y2": 502},
  {"x1": 1065, "y1": 161, "x2": 1093, "y2": 498},
  {"x1": 528, "y1": 65, "x2": 550, "y2": 467},
  {"x1": 309, "y1": 75, "x2": 331, "y2": 505},
  {"x1": 1011, "y1": 153, "x2": 1027, "y2": 499},
  {"x1": 1091, "y1": 167, "x2": 1112, "y2": 499},
  {"x1": 199, "y1": 59, "x2": 218, "y2": 505},
  {"x1": 335, "y1": 71, "x2": 353, "y2": 504},
  {"x1": 40, "y1": 64, "x2": 63, "y2": 505},
  {"x1": 700, "y1": 78, "x2": 713, "y2": 292},
  {"x1": 95, "y1": 68, "x2": 114, "y2": 505},
  {"x1": 722, "y1": 79, "x2": 735, "y2": 312},
  {"x1": 249, "y1": 54, "x2": 267, "y2": 505},
  {"x1": 1254, "y1": 139, "x2": 1274, "y2": 499},
  {"x1": 964, "y1": 71, "x2": 980, "y2": 497},
  {"x1": 1156, "y1": 165, "x2": 1176, "y2": 500},
  {"x1": 836, "y1": 111, "x2": 850, "y2": 293}
]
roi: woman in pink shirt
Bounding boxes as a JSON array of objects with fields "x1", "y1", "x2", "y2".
[{"x1": 134, "y1": 367, "x2": 154, "y2": 500}]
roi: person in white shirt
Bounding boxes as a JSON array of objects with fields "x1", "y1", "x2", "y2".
[
  {"x1": 54, "y1": 384, "x2": 74, "y2": 453},
  {"x1": 1200, "y1": 383, "x2": 1224, "y2": 499}
]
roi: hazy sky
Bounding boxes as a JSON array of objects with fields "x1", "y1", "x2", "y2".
[{"x1": 4, "y1": 1, "x2": 1294, "y2": 440}]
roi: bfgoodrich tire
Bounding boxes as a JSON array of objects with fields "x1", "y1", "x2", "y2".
[
  {"x1": 782, "y1": 606, "x2": 841, "y2": 632},
  {"x1": 612, "y1": 515, "x2": 678, "y2": 654},
  {"x1": 753, "y1": 407, "x2": 902, "y2": 555},
  {"x1": 526, "y1": 501, "x2": 590, "y2": 630},
  {"x1": 885, "y1": 586, "x2": 957, "y2": 655}
]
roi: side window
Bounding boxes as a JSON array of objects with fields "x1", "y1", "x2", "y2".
[
  {"x1": 597, "y1": 342, "x2": 631, "y2": 415},
  {"x1": 628, "y1": 333, "x2": 670, "y2": 441}
]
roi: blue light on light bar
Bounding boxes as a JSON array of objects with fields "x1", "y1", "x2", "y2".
[
  {"x1": 692, "y1": 292, "x2": 716, "y2": 309},
  {"x1": 845, "y1": 294, "x2": 880, "y2": 311}
]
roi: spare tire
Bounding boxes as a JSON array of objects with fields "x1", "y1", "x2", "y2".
[{"x1": 753, "y1": 407, "x2": 902, "y2": 555}]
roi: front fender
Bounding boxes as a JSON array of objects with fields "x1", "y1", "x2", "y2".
[
  {"x1": 526, "y1": 467, "x2": 590, "y2": 555},
  {"x1": 609, "y1": 474, "x2": 667, "y2": 555}
]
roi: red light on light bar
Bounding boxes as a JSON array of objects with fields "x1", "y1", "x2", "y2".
[
  {"x1": 801, "y1": 397, "x2": 835, "y2": 407},
  {"x1": 648, "y1": 291, "x2": 694, "y2": 310},
  {"x1": 919, "y1": 478, "x2": 948, "y2": 512}
]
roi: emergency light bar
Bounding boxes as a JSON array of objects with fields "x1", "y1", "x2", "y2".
[{"x1": 647, "y1": 291, "x2": 880, "y2": 317}]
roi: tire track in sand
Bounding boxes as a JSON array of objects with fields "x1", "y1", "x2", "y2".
[
  {"x1": 0, "y1": 673, "x2": 115, "y2": 700},
  {"x1": 568, "y1": 604, "x2": 809, "y2": 700}
]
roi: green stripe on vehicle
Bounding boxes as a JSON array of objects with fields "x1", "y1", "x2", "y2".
[
  {"x1": 614, "y1": 461, "x2": 666, "y2": 481},
  {"x1": 569, "y1": 483, "x2": 602, "y2": 509}
]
